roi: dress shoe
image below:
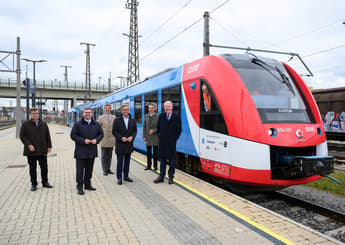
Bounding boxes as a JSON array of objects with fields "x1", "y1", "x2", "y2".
[
  {"x1": 168, "y1": 178, "x2": 174, "y2": 185},
  {"x1": 78, "y1": 189, "x2": 85, "y2": 195},
  {"x1": 103, "y1": 172, "x2": 108, "y2": 176},
  {"x1": 42, "y1": 182, "x2": 53, "y2": 188},
  {"x1": 117, "y1": 179, "x2": 122, "y2": 185},
  {"x1": 85, "y1": 185, "x2": 96, "y2": 191},
  {"x1": 124, "y1": 177, "x2": 133, "y2": 182},
  {"x1": 107, "y1": 170, "x2": 114, "y2": 175},
  {"x1": 153, "y1": 177, "x2": 164, "y2": 184},
  {"x1": 144, "y1": 167, "x2": 151, "y2": 170},
  {"x1": 31, "y1": 185, "x2": 37, "y2": 191}
]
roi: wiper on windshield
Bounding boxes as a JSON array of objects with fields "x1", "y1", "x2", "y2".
[{"x1": 251, "y1": 58, "x2": 295, "y2": 95}]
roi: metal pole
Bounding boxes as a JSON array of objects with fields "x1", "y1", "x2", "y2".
[
  {"x1": 26, "y1": 79, "x2": 29, "y2": 120},
  {"x1": 32, "y1": 61, "x2": 36, "y2": 107},
  {"x1": 203, "y1": 11, "x2": 210, "y2": 57},
  {"x1": 108, "y1": 72, "x2": 111, "y2": 92},
  {"x1": 15, "y1": 37, "x2": 21, "y2": 138}
]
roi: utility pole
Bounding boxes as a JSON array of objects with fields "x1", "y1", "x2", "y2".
[
  {"x1": 203, "y1": 11, "x2": 210, "y2": 57},
  {"x1": 108, "y1": 72, "x2": 111, "y2": 92},
  {"x1": 60, "y1": 65, "x2": 72, "y2": 84},
  {"x1": 60, "y1": 65, "x2": 71, "y2": 122},
  {"x1": 80, "y1": 42, "x2": 95, "y2": 102},
  {"x1": 15, "y1": 37, "x2": 21, "y2": 138},
  {"x1": 125, "y1": 0, "x2": 140, "y2": 85}
]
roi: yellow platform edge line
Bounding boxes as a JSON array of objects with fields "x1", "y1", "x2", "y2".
[{"x1": 131, "y1": 155, "x2": 295, "y2": 245}]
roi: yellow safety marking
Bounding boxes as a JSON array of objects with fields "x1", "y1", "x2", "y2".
[{"x1": 131, "y1": 155, "x2": 295, "y2": 245}]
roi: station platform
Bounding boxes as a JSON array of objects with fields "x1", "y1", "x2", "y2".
[{"x1": 0, "y1": 124, "x2": 340, "y2": 245}]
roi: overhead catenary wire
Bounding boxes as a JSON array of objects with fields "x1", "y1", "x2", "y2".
[
  {"x1": 140, "y1": 0, "x2": 230, "y2": 62},
  {"x1": 140, "y1": 0, "x2": 193, "y2": 45}
]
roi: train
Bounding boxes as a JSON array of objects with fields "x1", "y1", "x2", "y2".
[
  {"x1": 68, "y1": 53, "x2": 334, "y2": 191},
  {"x1": 312, "y1": 87, "x2": 345, "y2": 141}
]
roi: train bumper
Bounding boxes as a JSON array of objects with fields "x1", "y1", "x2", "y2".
[{"x1": 292, "y1": 156, "x2": 334, "y2": 177}]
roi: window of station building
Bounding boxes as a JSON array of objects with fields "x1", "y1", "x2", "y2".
[
  {"x1": 144, "y1": 91, "x2": 158, "y2": 114},
  {"x1": 134, "y1": 95, "x2": 142, "y2": 124},
  {"x1": 161, "y1": 84, "x2": 181, "y2": 115},
  {"x1": 200, "y1": 80, "x2": 228, "y2": 135}
]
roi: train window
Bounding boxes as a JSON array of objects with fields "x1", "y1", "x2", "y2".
[
  {"x1": 134, "y1": 95, "x2": 142, "y2": 123},
  {"x1": 200, "y1": 79, "x2": 228, "y2": 135},
  {"x1": 225, "y1": 57, "x2": 312, "y2": 123},
  {"x1": 161, "y1": 84, "x2": 181, "y2": 115},
  {"x1": 113, "y1": 101, "x2": 122, "y2": 117},
  {"x1": 144, "y1": 91, "x2": 158, "y2": 114}
]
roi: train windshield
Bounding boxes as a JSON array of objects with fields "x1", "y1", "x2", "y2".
[{"x1": 226, "y1": 57, "x2": 312, "y2": 123}]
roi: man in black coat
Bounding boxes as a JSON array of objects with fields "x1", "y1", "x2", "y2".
[
  {"x1": 154, "y1": 101, "x2": 181, "y2": 185},
  {"x1": 70, "y1": 108, "x2": 103, "y2": 195},
  {"x1": 20, "y1": 107, "x2": 53, "y2": 191},
  {"x1": 112, "y1": 104, "x2": 137, "y2": 185}
]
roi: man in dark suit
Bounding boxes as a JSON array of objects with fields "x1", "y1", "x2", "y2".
[
  {"x1": 154, "y1": 101, "x2": 181, "y2": 185},
  {"x1": 112, "y1": 104, "x2": 137, "y2": 185},
  {"x1": 20, "y1": 107, "x2": 53, "y2": 191},
  {"x1": 70, "y1": 108, "x2": 103, "y2": 195}
]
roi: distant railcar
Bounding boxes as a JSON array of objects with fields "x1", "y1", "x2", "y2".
[
  {"x1": 312, "y1": 87, "x2": 345, "y2": 140},
  {"x1": 68, "y1": 54, "x2": 334, "y2": 190}
]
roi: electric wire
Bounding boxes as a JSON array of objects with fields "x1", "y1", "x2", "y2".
[
  {"x1": 140, "y1": 0, "x2": 230, "y2": 62},
  {"x1": 140, "y1": 0, "x2": 193, "y2": 45}
]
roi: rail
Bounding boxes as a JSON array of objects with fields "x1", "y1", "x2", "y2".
[{"x1": 0, "y1": 78, "x2": 119, "y2": 91}]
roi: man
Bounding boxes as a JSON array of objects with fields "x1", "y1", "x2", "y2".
[
  {"x1": 20, "y1": 107, "x2": 53, "y2": 191},
  {"x1": 143, "y1": 103, "x2": 159, "y2": 171},
  {"x1": 112, "y1": 104, "x2": 137, "y2": 185},
  {"x1": 70, "y1": 108, "x2": 103, "y2": 195},
  {"x1": 202, "y1": 84, "x2": 212, "y2": 112},
  {"x1": 98, "y1": 104, "x2": 116, "y2": 176},
  {"x1": 154, "y1": 101, "x2": 181, "y2": 185}
]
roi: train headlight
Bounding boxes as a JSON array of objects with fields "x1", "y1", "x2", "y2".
[
  {"x1": 317, "y1": 127, "x2": 322, "y2": 136},
  {"x1": 268, "y1": 128, "x2": 277, "y2": 137}
]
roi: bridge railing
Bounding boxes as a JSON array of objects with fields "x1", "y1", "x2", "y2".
[{"x1": 0, "y1": 78, "x2": 119, "y2": 91}]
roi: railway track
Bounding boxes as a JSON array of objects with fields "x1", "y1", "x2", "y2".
[
  {"x1": 328, "y1": 140, "x2": 345, "y2": 167},
  {"x1": 0, "y1": 120, "x2": 15, "y2": 130}
]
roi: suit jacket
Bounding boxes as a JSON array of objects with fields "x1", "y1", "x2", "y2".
[
  {"x1": 20, "y1": 120, "x2": 52, "y2": 156},
  {"x1": 157, "y1": 112, "x2": 181, "y2": 159},
  {"x1": 70, "y1": 118, "x2": 104, "y2": 159},
  {"x1": 98, "y1": 114, "x2": 116, "y2": 148},
  {"x1": 112, "y1": 114, "x2": 137, "y2": 154}
]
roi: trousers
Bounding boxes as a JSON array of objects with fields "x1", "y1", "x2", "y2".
[
  {"x1": 27, "y1": 155, "x2": 48, "y2": 186},
  {"x1": 159, "y1": 156, "x2": 176, "y2": 179},
  {"x1": 146, "y1": 145, "x2": 158, "y2": 169},
  {"x1": 76, "y1": 158, "x2": 95, "y2": 189},
  {"x1": 116, "y1": 153, "x2": 131, "y2": 180},
  {"x1": 101, "y1": 147, "x2": 113, "y2": 173}
]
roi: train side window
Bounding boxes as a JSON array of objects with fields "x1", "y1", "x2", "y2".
[
  {"x1": 134, "y1": 95, "x2": 142, "y2": 123},
  {"x1": 114, "y1": 101, "x2": 122, "y2": 117},
  {"x1": 161, "y1": 84, "x2": 181, "y2": 115},
  {"x1": 200, "y1": 80, "x2": 228, "y2": 135},
  {"x1": 144, "y1": 91, "x2": 158, "y2": 114}
]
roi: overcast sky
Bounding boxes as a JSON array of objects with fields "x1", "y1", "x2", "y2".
[{"x1": 1, "y1": 0, "x2": 344, "y2": 94}]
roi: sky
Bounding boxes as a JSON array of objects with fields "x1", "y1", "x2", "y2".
[{"x1": 0, "y1": 0, "x2": 345, "y2": 107}]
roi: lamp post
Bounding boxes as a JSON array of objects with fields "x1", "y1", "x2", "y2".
[{"x1": 22, "y1": 58, "x2": 47, "y2": 107}]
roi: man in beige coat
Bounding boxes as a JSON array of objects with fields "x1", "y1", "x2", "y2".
[{"x1": 98, "y1": 104, "x2": 116, "y2": 176}]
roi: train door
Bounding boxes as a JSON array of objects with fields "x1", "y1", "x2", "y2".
[{"x1": 182, "y1": 80, "x2": 200, "y2": 155}]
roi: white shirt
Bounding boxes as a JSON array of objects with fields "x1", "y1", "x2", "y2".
[{"x1": 123, "y1": 116, "x2": 129, "y2": 129}]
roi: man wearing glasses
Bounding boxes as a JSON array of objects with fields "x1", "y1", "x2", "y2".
[
  {"x1": 70, "y1": 108, "x2": 103, "y2": 195},
  {"x1": 20, "y1": 107, "x2": 53, "y2": 191}
]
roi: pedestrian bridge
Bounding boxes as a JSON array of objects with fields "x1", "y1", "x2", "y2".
[{"x1": 0, "y1": 78, "x2": 118, "y2": 102}]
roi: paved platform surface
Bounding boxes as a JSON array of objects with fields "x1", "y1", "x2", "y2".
[{"x1": 0, "y1": 124, "x2": 340, "y2": 245}]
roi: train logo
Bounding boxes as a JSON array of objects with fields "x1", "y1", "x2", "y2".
[{"x1": 296, "y1": 129, "x2": 304, "y2": 139}]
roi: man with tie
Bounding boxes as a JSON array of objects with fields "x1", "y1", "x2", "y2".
[
  {"x1": 112, "y1": 104, "x2": 137, "y2": 185},
  {"x1": 154, "y1": 101, "x2": 182, "y2": 185},
  {"x1": 70, "y1": 108, "x2": 104, "y2": 195},
  {"x1": 20, "y1": 107, "x2": 53, "y2": 191},
  {"x1": 98, "y1": 104, "x2": 116, "y2": 176}
]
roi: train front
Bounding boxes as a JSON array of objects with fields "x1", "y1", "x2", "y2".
[{"x1": 190, "y1": 54, "x2": 334, "y2": 189}]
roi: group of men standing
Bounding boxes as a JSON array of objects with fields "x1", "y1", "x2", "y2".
[{"x1": 20, "y1": 101, "x2": 181, "y2": 195}]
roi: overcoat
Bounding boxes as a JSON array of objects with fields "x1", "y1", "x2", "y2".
[
  {"x1": 98, "y1": 114, "x2": 116, "y2": 148},
  {"x1": 112, "y1": 114, "x2": 137, "y2": 154},
  {"x1": 157, "y1": 112, "x2": 181, "y2": 160},
  {"x1": 70, "y1": 118, "x2": 104, "y2": 159},
  {"x1": 142, "y1": 113, "x2": 159, "y2": 146},
  {"x1": 20, "y1": 120, "x2": 52, "y2": 156}
]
